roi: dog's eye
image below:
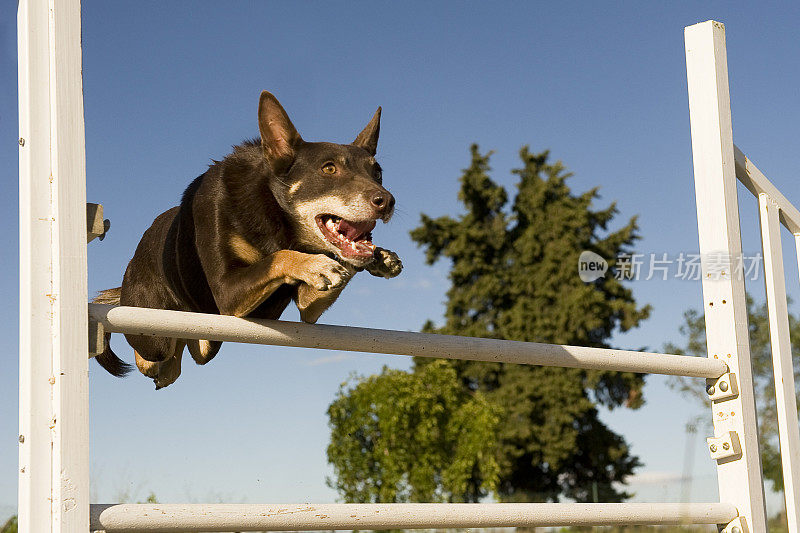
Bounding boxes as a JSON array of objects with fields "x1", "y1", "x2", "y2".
[
  {"x1": 374, "y1": 169, "x2": 382, "y2": 182},
  {"x1": 322, "y1": 163, "x2": 337, "y2": 174}
]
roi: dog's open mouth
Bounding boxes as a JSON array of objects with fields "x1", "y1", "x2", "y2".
[{"x1": 316, "y1": 215, "x2": 376, "y2": 259}]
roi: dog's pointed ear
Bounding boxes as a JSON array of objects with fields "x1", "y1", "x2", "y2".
[
  {"x1": 353, "y1": 107, "x2": 381, "y2": 156},
  {"x1": 258, "y1": 91, "x2": 303, "y2": 174}
]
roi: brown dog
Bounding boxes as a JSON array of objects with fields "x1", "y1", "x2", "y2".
[{"x1": 95, "y1": 91, "x2": 402, "y2": 388}]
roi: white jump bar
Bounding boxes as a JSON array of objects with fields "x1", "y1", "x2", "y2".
[
  {"x1": 89, "y1": 502, "x2": 739, "y2": 531},
  {"x1": 735, "y1": 144, "x2": 800, "y2": 234},
  {"x1": 89, "y1": 304, "x2": 727, "y2": 378}
]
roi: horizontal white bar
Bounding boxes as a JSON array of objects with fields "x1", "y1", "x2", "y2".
[
  {"x1": 735, "y1": 145, "x2": 800, "y2": 234},
  {"x1": 89, "y1": 502, "x2": 739, "y2": 531},
  {"x1": 88, "y1": 304, "x2": 727, "y2": 378}
]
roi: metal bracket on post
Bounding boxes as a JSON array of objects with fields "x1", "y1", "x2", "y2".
[
  {"x1": 87, "y1": 202, "x2": 110, "y2": 242},
  {"x1": 708, "y1": 431, "x2": 742, "y2": 461},
  {"x1": 720, "y1": 516, "x2": 748, "y2": 533},
  {"x1": 707, "y1": 372, "x2": 739, "y2": 401},
  {"x1": 88, "y1": 317, "x2": 105, "y2": 358}
]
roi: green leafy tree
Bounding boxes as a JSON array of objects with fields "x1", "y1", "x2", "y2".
[
  {"x1": 327, "y1": 145, "x2": 651, "y2": 503},
  {"x1": 409, "y1": 145, "x2": 650, "y2": 502},
  {"x1": 327, "y1": 360, "x2": 501, "y2": 502},
  {"x1": 666, "y1": 296, "x2": 800, "y2": 491},
  {"x1": 1, "y1": 516, "x2": 17, "y2": 533}
]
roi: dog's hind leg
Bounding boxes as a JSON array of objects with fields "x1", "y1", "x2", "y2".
[
  {"x1": 131, "y1": 336, "x2": 186, "y2": 388},
  {"x1": 153, "y1": 344, "x2": 184, "y2": 390},
  {"x1": 135, "y1": 350, "x2": 161, "y2": 379},
  {"x1": 187, "y1": 339, "x2": 222, "y2": 365}
]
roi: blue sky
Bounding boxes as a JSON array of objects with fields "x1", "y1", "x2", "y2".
[{"x1": 2, "y1": 0, "x2": 800, "y2": 519}]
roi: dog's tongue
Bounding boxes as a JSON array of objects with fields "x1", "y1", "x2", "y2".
[{"x1": 339, "y1": 219, "x2": 376, "y2": 241}]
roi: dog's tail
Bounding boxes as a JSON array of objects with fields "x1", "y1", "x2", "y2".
[{"x1": 92, "y1": 287, "x2": 133, "y2": 377}]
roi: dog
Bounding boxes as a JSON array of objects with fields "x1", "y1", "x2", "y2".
[{"x1": 94, "y1": 91, "x2": 402, "y2": 389}]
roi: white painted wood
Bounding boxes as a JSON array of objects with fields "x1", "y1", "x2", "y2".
[
  {"x1": 18, "y1": 0, "x2": 89, "y2": 531},
  {"x1": 89, "y1": 304, "x2": 727, "y2": 378},
  {"x1": 89, "y1": 502, "x2": 739, "y2": 531},
  {"x1": 736, "y1": 146, "x2": 800, "y2": 234},
  {"x1": 685, "y1": 20, "x2": 768, "y2": 531},
  {"x1": 759, "y1": 193, "x2": 800, "y2": 530}
]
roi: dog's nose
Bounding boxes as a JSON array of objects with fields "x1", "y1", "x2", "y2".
[{"x1": 370, "y1": 191, "x2": 395, "y2": 214}]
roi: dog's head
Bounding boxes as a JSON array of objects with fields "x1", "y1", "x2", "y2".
[{"x1": 258, "y1": 91, "x2": 395, "y2": 268}]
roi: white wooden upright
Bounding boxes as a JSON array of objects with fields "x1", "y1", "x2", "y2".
[
  {"x1": 18, "y1": 0, "x2": 90, "y2": 531},
  {"x1": 685, "y1": 20, "x2": 768, "y2": 531},
  {"x1": 758, "y1": 193, "x2": 800, "y2": 530}
]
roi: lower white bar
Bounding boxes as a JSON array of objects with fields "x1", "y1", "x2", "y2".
[
  {"x1": 90, "y1": 503, "x2": 738, "y2": 531},
  {"x1": 89, "y1": 304, "x2": 727, "y2": 378}
]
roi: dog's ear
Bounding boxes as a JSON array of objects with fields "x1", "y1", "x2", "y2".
[
  {"x1": 353, "y1": 107, "x2": 381, "y2": 156},
  {"x1": 258, "y1": 91, "x2": 303, "y2": 174}
]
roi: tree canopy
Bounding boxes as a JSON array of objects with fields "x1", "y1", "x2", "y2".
[
  {"x1": 327, "y1": 361, "x2": 501, "y2": 502},
  {"x1": 327, "y1": 145, "x2": 651, "y2": 503}
]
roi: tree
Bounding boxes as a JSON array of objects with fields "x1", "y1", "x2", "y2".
[
  {"x1": 326, "y1": 145, "x2": 651, "y2": 503},
  {"x1": 666, "y1": 296, "x2": 800, "y2": 491},
  {"x1": 327, "y1": 360, "x2": 501, "y2": 502},
  {"x1": 0, "y1": 516, "x2": 16, "y2": 533},
  {"x1": 410, "y1": 145, "x2": 650, "y2": 502}
]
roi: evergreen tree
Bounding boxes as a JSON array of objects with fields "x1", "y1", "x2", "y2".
[
  {"x1": 327, "y1": 145, "x2": 650, "y2": 503},
  {"x1": 411, "y1": 146, "x2": 650, "y2": 502}
]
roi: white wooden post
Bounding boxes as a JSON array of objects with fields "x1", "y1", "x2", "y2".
[
  {"x1": 18, "y1": 0, "x2": 90, "y2": 531},
  {"x1": 759, "y1": 194, "x2": 800, "y2": 530},
  {"x1": 685, "y1": 20, "x2": 768, "y2": 531}
]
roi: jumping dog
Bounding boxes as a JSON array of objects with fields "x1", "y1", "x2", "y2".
[{"x1": 95, "y1": 91, "x2": 402, "y2": 388}]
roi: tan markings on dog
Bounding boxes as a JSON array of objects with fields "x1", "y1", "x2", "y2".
[
  {"x1": 135, "y1": 350, "x2": 161, "y2": 378},
  {"x1": 187, "y1": 339, "x2": 219, "y2": 365},
  {"x1": 230, "y1": 233, "x2": 263, "y2": 264},
  {"x1": 198, "y1": 340, "x2": 213, "y2": 357},
  {"x1": 289, "y1": 182, "x2": 302, "y2": 195},
  {"x1": 294, "y1": 197, "x2": 375, "y2": 223}
]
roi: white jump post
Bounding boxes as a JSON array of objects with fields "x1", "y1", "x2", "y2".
[
  {"x1": 685, "y1": 20, "x2": 768, "y2": 531},
  {"x1": 758, "y1": 193, "x2": 800, "y2": 531},
  {"x1": 18, "y1": 0, "x2": 90, "y2": 531}
]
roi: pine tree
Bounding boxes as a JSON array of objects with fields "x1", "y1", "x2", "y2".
[{"x1": 411, "y1": 145, "x2": 650, "y2": 502}]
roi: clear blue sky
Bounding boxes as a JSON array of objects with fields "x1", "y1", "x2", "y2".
[{"x1": 2, "y1": 0, "x2": 800, "y2": 519}]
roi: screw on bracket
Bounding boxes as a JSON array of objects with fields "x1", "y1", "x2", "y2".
[
  {"x1": 706, "y1": 372, "x2": 739, "y2": 401},
  {"x1": 707, "y1": 431, "x2": 741, "y2": 461},
  {"x1": 19, "y1": 137, "x2": 25, "y2": 146},
  {"x1": 721, "y1": 516, "x2": 748, "y2": 533}
]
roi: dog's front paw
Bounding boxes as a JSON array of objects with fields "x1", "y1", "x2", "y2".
[
  {"x1": 297, "y1": 255, "x2": 353, "y2": 291},
  {"x1": 366, "y1": 248, "x2": 403, "y2": 279}
]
